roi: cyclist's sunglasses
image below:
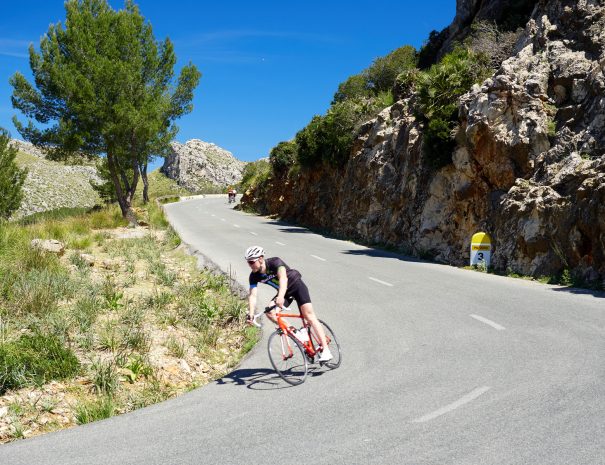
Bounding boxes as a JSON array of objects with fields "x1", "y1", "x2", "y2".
[{"x1": 247, "y1": 258, "x2": 259, "y2": 265}]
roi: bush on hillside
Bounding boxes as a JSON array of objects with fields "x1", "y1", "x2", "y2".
[
  {"x1": 364, "y1": 45, "x2": 417, "y2": 94},
  {"x1": 269, "y1": 140, "x2": 298, "y2": 176},
  {"x1": 417, "y1": 29, "x2": 449, "y2": 69},
  {"x1": 414, "y1": 46, "x2": 492, "y2": 167},
  {"x1": 0, "y1": 333, "x2": 80, "y2": 394},
  {"x1": 0, "y1": 129, "x2": 28, "y2": 219},
  {"x1": 332, "y1": 74, "x2": 372, "y2": 104},
  {"x1": 296, "y1": 94, "x2": 396, "y2": 168},
  {"x1": 239, "y1": 160, "x2": 272, "y2": 192}
]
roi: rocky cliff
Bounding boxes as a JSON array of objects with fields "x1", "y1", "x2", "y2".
[
  {"x1": 243, "y1": 0, "x2": 605, "y2": 287},
  {"x1": 161, "y1": 139, "x2": 246, "y2": 191}
]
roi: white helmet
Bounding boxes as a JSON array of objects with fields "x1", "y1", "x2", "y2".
[{"x1": 245, "y1": 246, "x2": 264, "y2": 260}]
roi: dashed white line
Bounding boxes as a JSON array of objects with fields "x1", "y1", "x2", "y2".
[
  {"x1": 413, "y1": 386, "x2": 491, "y2": 423},
  {"x1": 275, "y1": 241, "x2": 285, "y2": 246},
  {"x1": 368, "y1": 277, "x2": 393, "y2": 287},
  {"x1": 220, "y1": 218, "x2": 226, "y2": 222},
  {"x1": 211, "y1": 214, "x2": 216, "y2": 217},
  {"x1": 470, "y1": 314, "x2": 506, "y2": 331},
  {"x1": 233, "y1": 224, "x2": 240, "y2": 228},
  {"x1": 250, "y1": 231, "x2": 258, "y2": 236},
  {"x1": 311, "y1": 254, "x2": 326, "y2": 262}
]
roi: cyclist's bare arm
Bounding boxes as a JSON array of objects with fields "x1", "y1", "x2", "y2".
[{"x1": 247, "y1": 286, "x2": 258, "y2": 322}]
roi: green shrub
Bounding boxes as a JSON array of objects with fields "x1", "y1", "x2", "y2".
[
  {"x1": 417, "y1": 29, "x2": 449, "y2": 69},
  {"x1": 11, "y1": 268, "x2": 75, "y2": 316},
  {"x1": 364, "y1": 45, "x2": 417, "y2": 94},
  {"x1": 239, "y1": 160, "x2": 272, "y2": 192},
  {"x1": 296, "y1": 96, "x2": 394, "y2": 168},
  {"x1": 394, "y1": 68, "x2": 420, "y2": 99},
  {"x1": 90, "y1": 358, "x2": 119, "y2": 396},
  {"x1": 332, "y1": 74, "x2": 371, "y2": 103},
  {"x1": 0, "y1": 128, "x2": 27, "y2": 220},
  {"x1": 75, "y1": 396, "x2": 115, "y2": 424},
  {"x1": 414, "y1": 46, "x2": 492, "y2": 167},
  {"x1": 17, "y1": 207, "x2": 89, "y2": 226},
  {"x1": 0, "y1": 333, "x2": 80, "y2": 394},
  {"x1": 269, "y1": 140, "x2": 298, "y2": 176}
]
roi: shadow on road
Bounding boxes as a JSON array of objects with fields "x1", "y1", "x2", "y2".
[
  {"x1": 550, "y1": 286, "x2": 605, "y2": 299},
  {"x1": 215, "y1": 366, "x2": 330, "y2": 390},
  {"x1": 342, "y1": 247, "x2": 423, "y2": 263},
  {"x1": 265, "y1": 220, "x2": 312, "y2": 234}
]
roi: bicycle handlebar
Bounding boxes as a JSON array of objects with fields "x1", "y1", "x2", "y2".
[
  {"x1": 253, "y1": 303, "x2": 295, "y2": 328},
  {"x1": 251, "y1": 313, "x2": 263, "y2": 328}
]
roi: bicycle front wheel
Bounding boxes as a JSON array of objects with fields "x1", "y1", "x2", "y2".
[
  {"x1": 267, "y1": 330, "x2": 308, "y2": 385},
  {"x1": 310, "y1": 319, "x2": 341, "y2": 369}
]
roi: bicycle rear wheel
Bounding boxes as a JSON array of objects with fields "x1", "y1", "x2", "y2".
[
  {"x1": 310, "y1": 319, "x2": 341, "y2": 369},
  {"x1": 267, "y1": 330, "x2": 308, "y2": 385}
]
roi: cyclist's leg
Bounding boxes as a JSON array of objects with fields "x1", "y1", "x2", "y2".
[
  {"x1": 299, "y1": 302, "x2": 329, "y2": 349},
  {"x1": 291, "y1": 281, "x2": 329, "y2": 349}
]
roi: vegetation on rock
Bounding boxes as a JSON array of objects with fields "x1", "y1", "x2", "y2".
[{"x1": 0, "y1": 130, "x2": 27, "y2": 220}]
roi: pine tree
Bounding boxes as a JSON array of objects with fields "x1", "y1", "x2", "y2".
[
  {"x1": 10, "y1": 0, "x2": 200, "y2": 224},
  {"x1": 0, "y1": 129, "x2": 27, "y2": 220}
]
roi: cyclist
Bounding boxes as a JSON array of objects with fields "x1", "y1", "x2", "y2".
[
  {"x1": 227, "y1": 187, "x2": 236, "y2": 203},
  {"x1": 245, "y1": 245, "x2": 333, "y2": 362}
]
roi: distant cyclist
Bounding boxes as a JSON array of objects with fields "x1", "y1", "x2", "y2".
[
  {"x1": 245, "y1": 246, "x2": 333, "y2": 362},
  {"x1": 227, "y1": 187, "x2": 236, "y2": 203}
]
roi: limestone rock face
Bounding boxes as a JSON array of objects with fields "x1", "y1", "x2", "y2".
[
  {"x1": 243, "y1": 0, "x2": 605, "y2": 285},
  {"x1": 161, "y1": 139, "x2": 246, "y2": 191}
]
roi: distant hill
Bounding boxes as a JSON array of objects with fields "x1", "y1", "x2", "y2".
[{"x1": 11, "y1": 139, "x2": 102, "y2": 220}]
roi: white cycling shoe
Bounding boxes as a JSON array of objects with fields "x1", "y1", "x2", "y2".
[{"x1": 318, "y1": 347, "x2": 333, "y2": 363}]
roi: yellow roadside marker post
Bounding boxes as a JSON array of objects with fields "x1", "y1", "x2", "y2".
[{"x1": 470, "y1": 232, "x2": 492, "y2": 268}]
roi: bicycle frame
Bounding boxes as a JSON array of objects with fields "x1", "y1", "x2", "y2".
[{"x1": 273, "y1": 308, "x2": 320, "y2": 360}]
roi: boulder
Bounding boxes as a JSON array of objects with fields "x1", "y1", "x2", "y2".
[{"x1": 31, "y1": 239, "x2": 65, "y2": 256}]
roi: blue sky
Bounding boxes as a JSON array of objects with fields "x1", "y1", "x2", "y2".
[{"x1": 0, "y1": 1, "x2": 455, "y2": 169}]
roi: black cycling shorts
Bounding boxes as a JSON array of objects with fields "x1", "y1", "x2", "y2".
[{"x1": 270, "y1": 279, "x2": 312, "y2": 310}]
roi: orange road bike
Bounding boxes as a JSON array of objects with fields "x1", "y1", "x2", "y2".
[{"x1": 252, "y1": 304, "x2": 341, "y2": 385}]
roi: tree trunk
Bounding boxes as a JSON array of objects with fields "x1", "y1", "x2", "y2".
[
  {"x1": 140, "y1": 162, "x2": 149, "y2": 204},
  {"x1": 107, "y1": 151, "x2": 138, "y2": 227},
  {"x1": 125, "y1": 156, "x2": 140, "y2": 206}
]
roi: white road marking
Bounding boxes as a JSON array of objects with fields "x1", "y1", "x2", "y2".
[
  {"x1": 368, "y1": 277, "x2": 393, "y2": 287},
  {"x1": 413, "y1": 386, "x2": 491, "y2": 423},
  {"x1": 275, "y1": 241, "x2": 285, "y2": 246},
  {"x1": 221, "y1": 218, "x2": 226, "y2": 222},
  {"x1": 250, "y1": 232, "x2": 258, "y2": 236},
  {"x1": 233, "y1": 224, "x2": 240, "y2": 228},
  {"x1": 470, "y1": 314, "x2": 506, "y2": 331},
  {"x1": 311, "y1": 254, "x2": 326, "y2": 262},
  {"x1": 211, "y1": 214, "x2": 216, "y2": 217}
]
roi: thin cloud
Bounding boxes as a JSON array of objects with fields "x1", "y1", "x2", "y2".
[
  {"x1": 175, "y1": 29, "x2": 343, "y2": 47},
  {"x1": 0, "y1": 39, "x2": 31, "y2": 58},
  {"x1": 187, "y1": 49, "x2": 267, "y2": 64}
]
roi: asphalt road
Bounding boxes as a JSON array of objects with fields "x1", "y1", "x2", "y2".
[{"x1": 2, "y1": 196, "x2": 604, "y2": 465}]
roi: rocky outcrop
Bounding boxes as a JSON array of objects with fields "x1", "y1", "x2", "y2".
[
  {"x1": 161, "y1": 139, "x2": 246, "y2": 191},
  {"x1": 243, "y1": 0, "x2": 605, "y2": 286}
]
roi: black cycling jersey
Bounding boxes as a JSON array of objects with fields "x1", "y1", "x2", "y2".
[{"x1": 249, "y1": 257, "x2": 301, "y2": 292}]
